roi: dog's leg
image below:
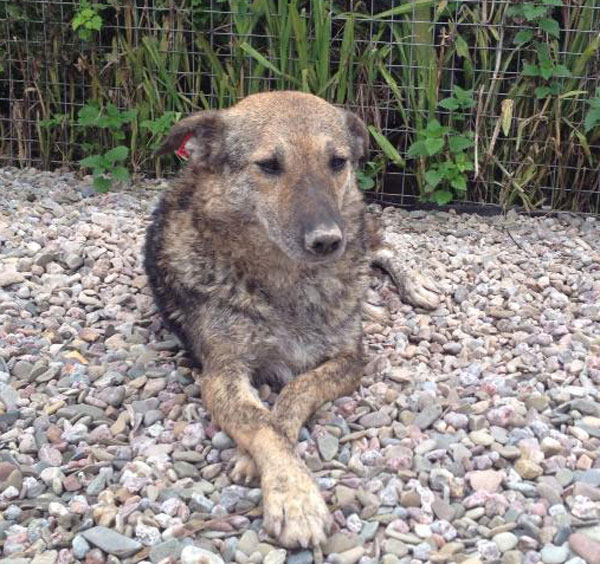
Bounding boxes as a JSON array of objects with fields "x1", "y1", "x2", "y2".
[
  {"x1": 370, "y1": 246, "x2": 440, "y2": 310},
  {"x1": 365, "y1": 214, "x2": 440, "y2": 310},
  {"x1": 272, "y1": 352, "x2": 362, "y2": 442},
  {"x1": 200, "y1": 361, "x2": 332, "y2": 548},
  {"x1": 231, "y1": 353, "x2": 361, "y2": 486}
]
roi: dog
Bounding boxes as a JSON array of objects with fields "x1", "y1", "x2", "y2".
[{"x1": 144, "y1": 91, "x2": 439, "y2": 548}]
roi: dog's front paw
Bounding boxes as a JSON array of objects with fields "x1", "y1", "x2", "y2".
[
  {"x1": 230, "y1": 450, "x2": 259, "y2": 486},
  {"x1": 261, "y1": 462, "x2": 332, "y2": 548},
  {"x1": 401, "y1": 269, "x2": 440, "y2": 310}
]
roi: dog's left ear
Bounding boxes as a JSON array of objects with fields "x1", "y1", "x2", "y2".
[
  {"x1": 154, "y1": 110, "x2": 225, "y2": 170},
  {"x1": 344, "y1": 110, "x2": 369, "y2": 164}
]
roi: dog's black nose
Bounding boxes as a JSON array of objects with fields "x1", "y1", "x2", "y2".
[{"x1": 305, "y1": 226, "x2": 343, "y2": 256}]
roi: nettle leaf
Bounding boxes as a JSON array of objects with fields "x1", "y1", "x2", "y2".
[
  {"x1": 585, "y1": 107, "x2": 600, "y2": 133},
  {"x1": 88, "y1": 14, "x2": 103, "y2": 31},
  {"x1": 72, "y1": 7, "x2": 96, "y2": 30},
  {"x1": 451, "y1": 175, "x2": 468, "y2": 192},
  {"x1": 439, "y1": 97, "x2": 460, "y2": 111},
  {"x1": 425, "y1": 169, "x2": 444, "y2": 189},
  {"x1": 540, "y1": 61, "x2": 554, "y2": 81},
  {"x1": 424, "y1": 138, "x2": 445, "y2": 156},
  {"x1": 105, "y1": 103, "x2": 119, "y2": 117},
  {"x1": 514, "y1": 30, "x2": 534, "y2": 44},
  {"x1": 543, "y1": 0, "x2": 563, "y2": 6},
  {"x1": 539, "y1": 18, "x2": 560, "y2": 38},
  {"x1": 425, "y1": 119, "x2": 445, "y2": 138},
  {"x1": 449, "y1": 135, "x2": 474, "y2": 153},
  {"x1": 120, "y1": 109, "x2": 138, "y2": 123},
  {"x1": 93, "y1": 176, "x2": 112, "y2": 193},
  {"x1": 79, "y1": 154, "x2": 107, "y2": 170},
  {"x1": 141, "y1": 111, "x2": 180, "y2": 136},
  {"x1": 99, "y1": 115, "x2": 121, "y2": 130},
  {"x1": 549, "y1": 83, "x2": 562, "y2": 95},
  {"x1": 523, "y1": 64, "x2": 541, "y2": 77},
  {"x1": 523, "y1": 4, "x2": 547, "y2": 21},
  {"x1": 140, "y1": 120, "x2": 158, "y2": 134},
  {"x1": 406, "y1": 140, "x2": 428, "y2": 158},
  {"x1": 437, "y1": 160, "x2": 455, "y2": 176},
  {"x1": 433, "y1": 190, "x2": 453, "y2": 205},
  {"x1": 456, "y1": 155, "x2": 475, "y2": 172},
  {"x1": 535, "y1": 42, "x2": 552, "y2": 63},
  {"x1": 104, "y1": 146, "x2": 129, "y2": 163},
  {"x1": 507, "y1": 6, "x2": 524, "y2": 18},
  {"x1": 78, "y1": 103, "x2": 101, "y2": 126},
  {"x1": 553, "y1": 64, "x2": 572, "y2": 77},
  {"x1": 358, "y1": 173, "x2": 375, "y2": 191},
  {"x1": 431, "y1": 190, "x2": 454, "y2": 206},
  {"x1": 111, "y1": 166, "x2": 131, "y2": 182},
  {"x1": 453, "y1": 85, "x2": 475, "y2": 107},
  {"x1": 535, "y1": 86, "x2": 551, "y2": 98}
]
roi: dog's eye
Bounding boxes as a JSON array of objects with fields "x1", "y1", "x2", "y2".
[
  {"x1": 330, "y1": 156, "x2": 347, "y2": 171},
  {"x1": 256, "y1": 158, "x2": 281, "y2": 175}
]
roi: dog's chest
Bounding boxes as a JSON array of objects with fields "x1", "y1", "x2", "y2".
[{"x1": 252, "y1": 268, "x2": 364, "y2": 380}]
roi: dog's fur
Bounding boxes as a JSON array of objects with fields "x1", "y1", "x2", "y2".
[{"x1": 144, "y1": 91, "x2": 438, "y2": 548}]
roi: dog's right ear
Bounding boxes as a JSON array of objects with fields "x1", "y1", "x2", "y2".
[{"x1": 154, "y1": 110, "x2": 225, "y2": 170}]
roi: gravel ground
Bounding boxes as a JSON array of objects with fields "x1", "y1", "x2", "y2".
[{"x1": 0, "y1": 166, "x2": 599, "y2": 564}]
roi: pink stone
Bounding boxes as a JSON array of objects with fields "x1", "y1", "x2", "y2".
[
  {"x1": 468, "y1": 470, "x2": 504, "y2": 493},
  {"x1": 569, "y1": 533, "x2": 600, "y2": 564},
  {"x1": 487, "y1": 405, "x2": 514, "y2": 426},
  {"x1": 39, "y1": 444, "x2": 63, "y2": 467}
]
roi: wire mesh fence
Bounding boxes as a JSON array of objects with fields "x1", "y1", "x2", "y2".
[{"x1": 1, "y1": 0, "x2": 599, "y2": 212}]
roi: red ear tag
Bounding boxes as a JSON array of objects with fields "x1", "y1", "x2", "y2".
[{"x1": 175, "y1": 133, "x2": 193, "y2": 160}]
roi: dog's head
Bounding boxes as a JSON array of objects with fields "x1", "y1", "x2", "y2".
[{"x1": 156, "y1": 91, "x2": 369, "y2": 263}]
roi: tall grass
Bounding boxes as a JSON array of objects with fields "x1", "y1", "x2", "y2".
[
  {"x1": 360, "y1": 0, "x2": 600, "y2": 211},
  {"x1": 1, "y1": 0, "x2": 598, "y2": 211}
]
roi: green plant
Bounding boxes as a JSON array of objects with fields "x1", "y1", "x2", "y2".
[
  {"x1": 510, "y1": 0, "x2": 572, "y2": 98},
  {"x1": 72, "y1": 1, "x2": 105, "y2": 41},
  {"x1": 80, "y1": 146, "x2": 130, "y2": 192},
  {"x1": 406, "y1": 86, "x2": 475, "y2": 205},
  {"x1": 357, "y1": 157, "x2": 387, "y2": 191},
  {"x1": 407, "y1": 119, "x2": 475, "y2": 205},
  {"x1": 77, "y1": 102, "x2": 137, "y2": 191},
  {"x1": 521, "y1": 42, "x2": 572, "y2": 98},
  {"x1": 140, "y1": 111, "x2": 182, "y2": 150},
  {"x1": 510, "y1": 0, "x2": 563, "y2": 44},
  {"x1": 77, "y1": 102, "x2": 138, "y2": 142},
  {"x1": 439, "y1": 85, "x2": 475, "y2": 113}
]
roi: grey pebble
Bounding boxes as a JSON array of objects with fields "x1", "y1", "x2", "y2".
[
  {"x1": 540, "y1": 544, "x2": 570, "y2": 564},
  {"x1": 72, "y1": 535, "x2": 90, "y2": 559},
  {"x1": 263, "y1": 549, "x2": 286, "y2": 564},
  {"x1": 212, "y1": 431, "x2": 235, "y2": 450},
  {"x1": 317, "y1": 433, "x2": 339, "y2": 461},
  {"x1": 286, "y1": 551, "x2": 313, "y2": 564},
  {"x1": 149, "y1": 539, "x2": 183, "y2": 563},
  {"x1": 81, "y1": 526, "x2": 142, "y2": 558},
  {"x1": 359, "y1": 410, "x2": 391, "y2": 428}
]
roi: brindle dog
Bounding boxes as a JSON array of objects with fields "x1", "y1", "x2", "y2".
[{"x1": 144, "y1": 91, "x2": 439, "y2": 548}]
